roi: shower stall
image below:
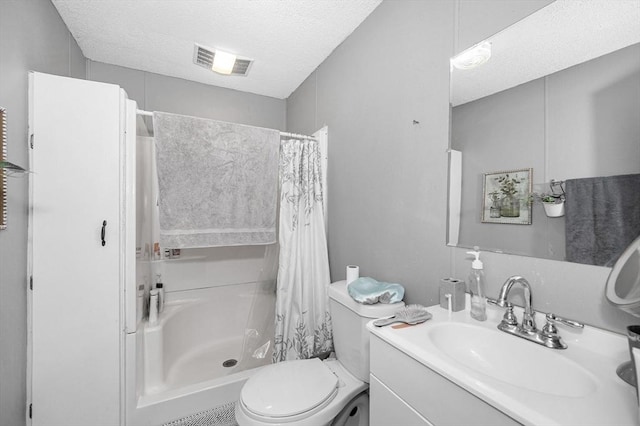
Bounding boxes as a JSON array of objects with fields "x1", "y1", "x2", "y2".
[
  {"x1": 27, "y1": 72, "x2": 318, "y2": 426},
  {"x1": 134, "y1": 130, "x2": 277, "y2": 425}
]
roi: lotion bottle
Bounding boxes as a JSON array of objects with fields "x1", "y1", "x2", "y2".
[{"x1": 467, "y1": 248, "x2": 487, "y2": 321}]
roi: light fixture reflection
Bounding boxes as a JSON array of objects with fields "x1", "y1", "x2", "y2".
[{"x1": 451, "y1": 42, "x2": 492, "y2": 70}]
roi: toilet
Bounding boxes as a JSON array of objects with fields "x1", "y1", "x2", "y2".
[{"x1": 235, "y1": 280, "x2": 405, "y2": 426}]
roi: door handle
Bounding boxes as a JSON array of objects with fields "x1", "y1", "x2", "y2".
[{"x1": 101, "y1": 220, "x2": 107, "y2": 246}]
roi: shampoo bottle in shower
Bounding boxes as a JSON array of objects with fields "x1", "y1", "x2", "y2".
[
  {"x1": 467, "y1": 248, "x2": 487, "y2": 321},
  {"x1": 155, "y1": 274, "x2": 164, "y2": 313}
]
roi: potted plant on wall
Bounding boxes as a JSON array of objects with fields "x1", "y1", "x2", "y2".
[{"x1": 531, "y1": 193, "x2": 565, "y2": 218}]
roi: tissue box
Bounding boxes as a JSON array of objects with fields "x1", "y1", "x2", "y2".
[{"x1": 439, "y1": 278, "x2": 465, "y2": 312}]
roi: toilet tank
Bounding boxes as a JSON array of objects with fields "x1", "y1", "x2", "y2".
[{"x1": 328, "y1": 280, "x2": 405, "y2": 382}]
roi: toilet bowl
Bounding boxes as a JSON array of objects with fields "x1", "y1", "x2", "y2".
[
  {"x1": 235, "y1": 358, "x2": 367, "y2": 426},
  {"x1": 235, "y1": 280, "x2": 404, "y2": 426},
  {"x1": 605, "y1": 235, "x2": 640, "y2": 316}
]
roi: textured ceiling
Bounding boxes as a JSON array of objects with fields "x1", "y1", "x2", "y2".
[
  {"x1": 52, "y1": 0, "x2": 382, "y2": 99},
  {"x1": 452, "y1": 0, "x2": 640, "y2": 106}
]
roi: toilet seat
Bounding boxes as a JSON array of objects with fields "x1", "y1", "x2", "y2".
[{"x1": 239, "y1": 358, "x2": 339, "y2": 423}]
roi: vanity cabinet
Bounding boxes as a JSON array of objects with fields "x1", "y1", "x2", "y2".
[{"x1": 369, "y1": 334, "x2": 520, "y2": 426}]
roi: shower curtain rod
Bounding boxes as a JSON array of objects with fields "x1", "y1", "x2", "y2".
[
  {"x1": 280, "y1": 131, "x2": 317, "y2": 141},
  {"x1": 135, "y1": 109, "x2": 316, "y2": 140},
  {"x1": 136, "y1": 109, "x2": 153, "y2": 117}
]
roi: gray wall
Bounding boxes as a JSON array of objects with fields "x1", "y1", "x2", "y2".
[
  {"x1": 87, "y1": 61, "x2": 286, "y2": 130},
  {"x1": 452, "y1": 44, "x2": 640, "y2": 261},
  {"x1": 286, "y1": 0, "x2": 553, "y2": 305},
  {"x1": 450, "y1": 248, "x2": 637, "y2": 332},
  {"x1": 288, "y1": 0, "x2": 455, "y2": 305},
  {"x1": 0, "y1": 2, "x2": 86, "y2": 426}
]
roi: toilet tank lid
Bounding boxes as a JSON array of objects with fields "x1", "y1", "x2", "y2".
[{"x1": 329, "y1": 280, "x2": 405, "y2": 318}]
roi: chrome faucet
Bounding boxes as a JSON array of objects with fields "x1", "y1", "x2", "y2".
[
  {"x1": 489, "y1": 275, "x2": 584, "y2": 349},
  {"x1": 496, "y1": 276, "x2": 536, "y2": 332}
]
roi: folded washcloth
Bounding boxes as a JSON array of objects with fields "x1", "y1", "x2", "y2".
[{"x1": 347, "y1": 277, "x2": 405, "y2": 304}]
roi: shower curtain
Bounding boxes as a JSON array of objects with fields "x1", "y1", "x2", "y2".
[{"x1": 273, "y1": 137, "x2": 333, "y2": 362}]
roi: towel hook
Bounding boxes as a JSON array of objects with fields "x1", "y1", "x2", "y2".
[{"x1": 549, "y1": 179, "x2": 566, "y2": 201}]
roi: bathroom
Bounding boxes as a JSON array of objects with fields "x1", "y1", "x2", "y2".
[{"x1": 1, "y1": 0, "x2": 639, "y2": 425}]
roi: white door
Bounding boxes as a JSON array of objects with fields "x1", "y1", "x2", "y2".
[{"x1": 29, "y1": 72, "x2": 124, "y2": 426}]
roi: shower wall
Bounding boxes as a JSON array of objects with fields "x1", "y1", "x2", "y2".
[
  {"x1": 131, "y1": 132, "x2": 277, "y2": 425},
  {"x1": 90, "y1": 60, "x2": 287, "y2": 295}
]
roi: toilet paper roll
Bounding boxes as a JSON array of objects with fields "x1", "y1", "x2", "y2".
[{"x1": 346, "y1": 265, "x2": 359, "y2": 284}]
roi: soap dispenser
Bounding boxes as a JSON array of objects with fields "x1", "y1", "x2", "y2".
[{"x1": 467, "y1": 248, "x2": 487, "y2": 321}]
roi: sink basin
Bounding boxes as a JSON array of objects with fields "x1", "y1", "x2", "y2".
[
  {"x1": 368, "y1": 303, "x2": 637, "y2": 426},
  {"x1": 427, "y1": 322, "x2": 598, "y2": 397}
]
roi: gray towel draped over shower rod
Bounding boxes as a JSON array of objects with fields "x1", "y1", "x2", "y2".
[{"x1": 135, "y1": 109, "x2": 317, "y2": 141}]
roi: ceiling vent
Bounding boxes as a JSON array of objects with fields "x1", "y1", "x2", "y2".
[{"x1": 193, "y1": 44, "x2": 253, "y2": 76}]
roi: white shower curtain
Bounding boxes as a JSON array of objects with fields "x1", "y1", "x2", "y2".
[{"x1": 273, "y1": 137, "x2": 333, "y2": 362}]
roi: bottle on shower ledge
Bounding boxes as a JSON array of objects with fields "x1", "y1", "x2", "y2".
[
  {"x1": 149, "y1": 289, "x2": 159, "y2": 326},
  {"x1": 155, "y1": 274, "x2": 164, "y2": 313}
]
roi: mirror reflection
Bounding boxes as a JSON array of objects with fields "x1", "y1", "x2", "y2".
[{"x1": 449, "y1": 1, "x2": 640, "y2": 265}]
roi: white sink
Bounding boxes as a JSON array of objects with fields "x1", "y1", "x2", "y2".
[
  {"x1": 427, "y1": 322, "x2": 597, "y2": 397},
  {"x1": 367, "y1": 299, "x2": 638, "y2": 425}
]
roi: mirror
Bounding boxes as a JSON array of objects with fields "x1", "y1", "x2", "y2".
[
  {"x1": 449, "y1": 1, "x2": 640, "y2": 264},
  {"x1": 606, "y1": 235, "x2": 640, "y2": 317},
  {"x1": 1, "y1": 107, "x2": 6, "y2": 230}
]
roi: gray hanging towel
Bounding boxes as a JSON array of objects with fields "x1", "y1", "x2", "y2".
[
  {"x1": 565, "y1": 173, "x2": 640, "y2": 266},
  {"x1": 153, "y1": 112, "x2": 280, "y2": 248}
]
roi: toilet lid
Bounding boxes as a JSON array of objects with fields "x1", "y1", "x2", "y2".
[{"x1": 240, "y1": 358, "x2": 339, "y2": 419}]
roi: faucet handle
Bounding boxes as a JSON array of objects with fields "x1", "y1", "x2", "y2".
[
  {"x1": 487, "y1": 297, "x2": 518, "y2": 326},
  {"x1": 501, "y1": 304, "x2": 518, "y2": 326},
  {"x1": 542, "y1": 313, "x2": 584, "y2": 335},
  {"x1": 545, "y1": 313, "x2": 584, "y2": 328},
  {"x1": 487, "y1": 297, "x2": 512, "y2": 309}
]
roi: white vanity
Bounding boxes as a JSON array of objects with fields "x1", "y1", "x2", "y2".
[{"x1": 367, "y1": 300, "x2": 639, "y2": 426}]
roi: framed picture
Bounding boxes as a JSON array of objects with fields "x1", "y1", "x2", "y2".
[{"x1": 482, "y1": 168, "x2": 532, "y2": 225}]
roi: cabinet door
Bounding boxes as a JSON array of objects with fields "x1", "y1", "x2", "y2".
[
  {"x1": 29, "y1": 72, "x2": 123, "y2": 426},
  {"x1": 370, "y1": 335, "x2": 520, "y2": 426},
  {"x1": 370, "y1": 375, "x2": 432, "y2": 426}
]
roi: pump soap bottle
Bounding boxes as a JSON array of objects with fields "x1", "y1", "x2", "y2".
[{"x1": 467, "y1": 248, "x2": 487, "y2": 321}]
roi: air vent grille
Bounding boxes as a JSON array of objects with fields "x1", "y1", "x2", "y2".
[{"x1": 193, "y1": 44, "x2": 252, "y2": 76}]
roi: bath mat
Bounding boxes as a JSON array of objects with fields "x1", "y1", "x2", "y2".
[{"x1": 163, "y1": 402, "x2": 237, "y2": 426}]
